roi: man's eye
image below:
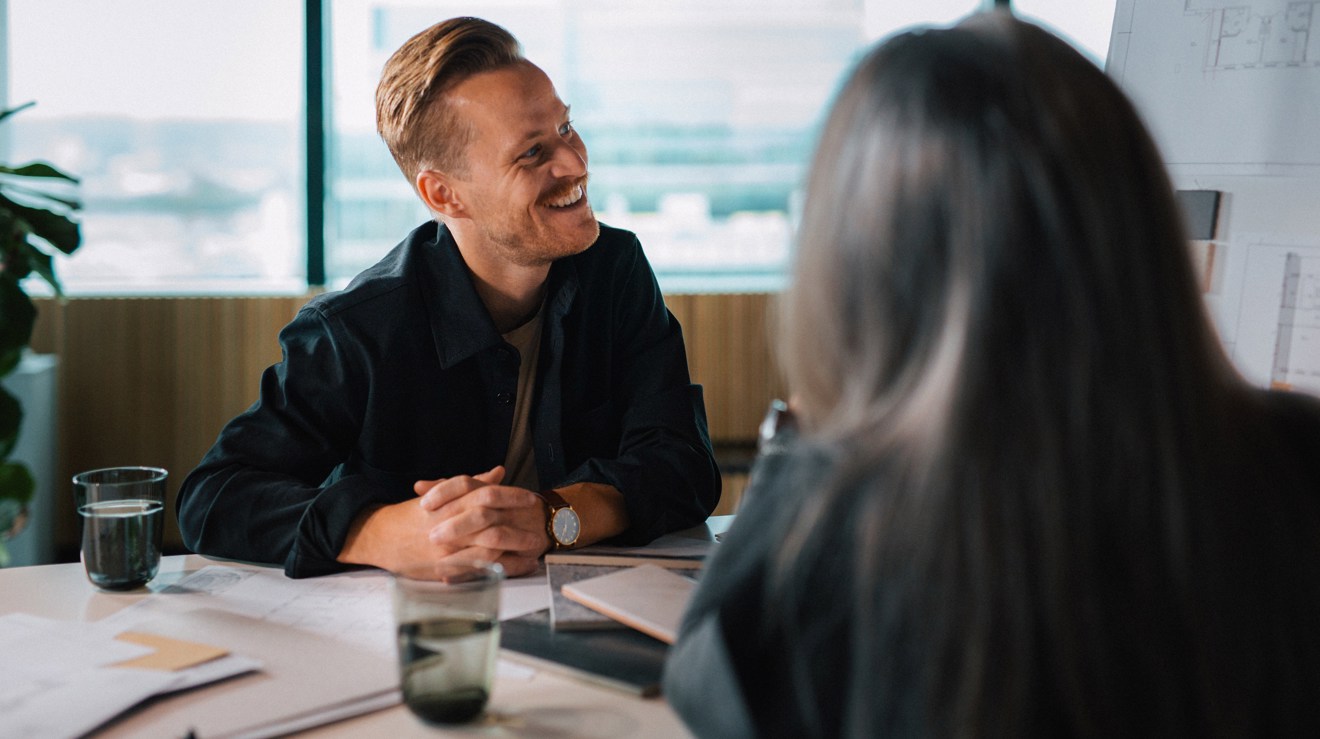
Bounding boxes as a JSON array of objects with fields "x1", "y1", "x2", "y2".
[
  {"x1": 559, "y1": 120, "x2": 574, "y2": 136},
  {"x1": 520, "y1": 144, "x2": 542, "y2": 160}
]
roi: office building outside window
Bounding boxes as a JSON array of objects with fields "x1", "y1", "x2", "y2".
[
  {"x1": 4, "y1": 1, "x2": 1111, "y2": 295},
  {"x1": 327, "y1": 0, "x2": 872, "y2": 292},
  {"x1": 4, "y1": 1, "x2": 304, "y2": 295}
]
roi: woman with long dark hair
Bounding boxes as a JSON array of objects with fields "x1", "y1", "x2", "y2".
[{"x1": 664, "y1": 11, "x2": 1320, "y2": 737}]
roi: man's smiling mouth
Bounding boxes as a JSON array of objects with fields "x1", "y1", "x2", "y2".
[{"x1": 544, "y1": 184, "x2": 585, "y2": 209}]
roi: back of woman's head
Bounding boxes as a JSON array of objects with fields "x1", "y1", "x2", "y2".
[
  {"x1": 783, "y1": 11, "x2": 1229, "y2": 447},
  {"x1": 770, "y1": 11, "x2": 1309, "y2": 737}
]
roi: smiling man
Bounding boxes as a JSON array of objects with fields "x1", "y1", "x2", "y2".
[{"x1": 176, "y1": 17, "x2": 720, "y2": 579}]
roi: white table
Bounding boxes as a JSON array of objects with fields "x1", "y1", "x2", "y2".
[{"x1": 0, "y1": 517, "x2": 732, "y2": 738}]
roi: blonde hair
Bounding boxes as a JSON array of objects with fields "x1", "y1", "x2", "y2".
[{"x1": 375, "y1": 17, "x2": 522, "y2": 180}]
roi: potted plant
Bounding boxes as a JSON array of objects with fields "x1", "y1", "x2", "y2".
[{"x1": 0, "y1": 102, "x2": 81, "y2": 566}]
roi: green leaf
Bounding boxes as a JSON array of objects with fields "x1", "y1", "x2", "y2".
[
  {"x1": 22, "y1": 241, "x2": 61, "y2": 297},
  {"x1": 0, "y1": 102, "x2": 35, "y2": 126},
  {"x1": 0, "y1": 182, "x2": 81, "y2": 210},
  {"x1": 0, "y1": 192, "x2": 80, "y2": 255},
  {"x1": 0, "y1": 462, "x2": 35, "y2": 506},
  {"x1": 0, "y1": 386, "x2": 20, "y2": 459},
  {"x1": 0, "y1": 275, "x2": 36, "y2": 360},
  {"x1": 0, "y1": 348, "x2": 20, "y2": 378},
  {"x1": 0, "y1": 162, "x2": 79, "y2": 183},
  {"x1": 2, "y1": 245, "x2": 31, "y2": 280}
]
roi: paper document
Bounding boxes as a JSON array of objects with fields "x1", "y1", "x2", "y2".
[
  {"x1": 0, "y1": 613, "x2": 257, "y2": 739},
  {"x1": 101, "y1": 566, "x2": 397, "y2": 658},
  {"x1": 96, "y1": 607, "x2": 396, "y2": 738},
  {"x1": 104, "y1": 565, "x2": 551, "y2": 661}
]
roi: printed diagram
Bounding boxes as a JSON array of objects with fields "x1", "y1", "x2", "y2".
[
  {"x1": 1232, "y1": 242, "x2": 1320, "y2": 394},
  {"x1": 1189, "y1": 1, "x2": 1320, "y2": 70},
  {"x1": 1268, "y1": 251, "x2": 1320, "y2": 390},
  {"x1": 1111, "y1": 0, "x2": 1320, "y2": 169}
]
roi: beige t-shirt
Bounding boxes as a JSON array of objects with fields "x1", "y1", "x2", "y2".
[{"x1": 501, "y1": 308, "x2": 544, "y2": 492}]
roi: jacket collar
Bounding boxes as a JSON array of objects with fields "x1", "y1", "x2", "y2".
[{"x1": 416, "y1": 222, "x2": 581, "y2": 370}]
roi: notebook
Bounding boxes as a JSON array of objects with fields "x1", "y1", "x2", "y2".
[
  {"x1": 560, "y1": 564, "x2": 697, "y2": 645},
  {"x1": 499, "y1": 608, "x2": 669, "y2": 697}
]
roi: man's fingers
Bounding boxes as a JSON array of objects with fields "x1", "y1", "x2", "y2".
[
  {"x1": 413, "y1": 478, "x2": 442, "y2": 496},
  {"x1": 427, "y1": 493, "x2": 542, "y2": 543},
  {"x1": 475, "y1": 465, "x2": 504, "y2": 484},
  {"x1": 417, "y1": 466, "x2": 508, "y2": 510},
  {"x1": 435, "y1": 485, "x2": 540, "y2": 515},
  {"x1": 441, "y1": 547, "x2": 538, "y2": 578},
  {"x1": 495, "y1": 553, "x2": 541, "y2": 578},
  {"x1": 467, "y1": 524, "x2": 548, "y2": 553}
]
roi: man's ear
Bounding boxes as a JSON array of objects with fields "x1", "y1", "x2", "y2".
[{"x1": 415, "y1": 170, "x2": 467, "y2": 219}]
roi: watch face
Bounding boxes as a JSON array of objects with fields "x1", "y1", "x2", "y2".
[{"x1": 552, "y1": 507, "x2": 580, "y2": 546}]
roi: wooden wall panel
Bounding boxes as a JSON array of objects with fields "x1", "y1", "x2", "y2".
[
  {"x1": 26, "y1": 292, "x2": 776, "y2": 559},
  {"x1": 680, "y1": 292, "x2": 786, "y2": 442},
  {"x1": 31, "y1": 297, "x2": 307, "y2": 558}
]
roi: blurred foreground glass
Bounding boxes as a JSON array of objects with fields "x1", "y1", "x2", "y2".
[
  {"x1": 73, "y1": 466, "x2": 168, "y2": 590},
  {"x1": 392, "y1": 562, "x2": 504, "y2": 725}
]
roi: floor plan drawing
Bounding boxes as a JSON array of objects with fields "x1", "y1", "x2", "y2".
[
  {"x1": 1190, "y1": 1, "x2": 1320, "y2": 71},
  {"x1": 1109, "y1": 0, "x2": 1320, "y2": 170}
]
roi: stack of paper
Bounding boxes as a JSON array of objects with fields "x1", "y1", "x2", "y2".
[{"x1": 0, "y1": 612, "x2": 259, "y2": 739}]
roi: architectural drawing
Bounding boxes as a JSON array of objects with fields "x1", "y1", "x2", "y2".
[
  {"x1": 1109, "y1": 0, "x2": 1320, "y2": 169},
  {"x1": 1229, "y1": 241, "x2": 1320, "y2": 394},
  {"x1": 1188, "y1": 1, "x2": 1320, "y2": 71},
  {"x1": 1268, "y1": 250, "x2": 1320, "y2": 391}
]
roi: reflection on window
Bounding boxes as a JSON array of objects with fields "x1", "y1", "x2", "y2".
[
  {"x1": 5, "y1": 1, "x2": 304, "y2": 295},
  {"x1": 329, "y1": 1, "x2": 982, "y2": 292}
]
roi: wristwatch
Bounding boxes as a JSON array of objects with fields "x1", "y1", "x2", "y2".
[{"x1": 540, "y1": 489, "x2": 580, "y2": 550}]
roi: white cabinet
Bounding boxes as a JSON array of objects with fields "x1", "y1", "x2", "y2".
[{"x1": 2, "y1": 353, "x2": 59, "y2": 566}]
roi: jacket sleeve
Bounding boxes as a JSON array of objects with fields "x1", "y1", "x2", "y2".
[
  {"x1": 176, "y1": 306, "x2": 398, "y2": 578},
  {"x1": 557, "y1": 236, "x2": 721, "y2": 543}
]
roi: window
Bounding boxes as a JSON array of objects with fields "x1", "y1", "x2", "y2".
[
  {"x1": 326, "y1": 0, "x2": 985, "y2": 293},
  {"x1": 5, "y1": 1, "x2": 1119, "y2": 295},
  {"x1": 4, "y1": 0, "x2": 304, "y2": 294}
]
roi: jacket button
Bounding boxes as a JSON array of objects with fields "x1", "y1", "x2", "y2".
[{"x1": 496, "y1": 392, "x2": 513, "y2": 405}]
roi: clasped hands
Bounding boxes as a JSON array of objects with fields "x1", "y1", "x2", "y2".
[{"x1": 339, "y1": 464, "x2": 549, "y2": 580}]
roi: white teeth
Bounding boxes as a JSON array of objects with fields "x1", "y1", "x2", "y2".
[{"x1": 547, "y1": 186, "x2": 583, "y2": 208}]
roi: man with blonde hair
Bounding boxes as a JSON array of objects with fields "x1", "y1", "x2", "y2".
[{"x1": 178, "y1": 17, "x2": 719, "y2": 579}]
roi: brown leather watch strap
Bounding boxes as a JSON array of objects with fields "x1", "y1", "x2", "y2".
[{"x1": 539, "y1": 489, "x2": 571, "y2": 511}]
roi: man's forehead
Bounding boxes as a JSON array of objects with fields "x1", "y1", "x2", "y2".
[
  {"x1": 443, "y1": 64, "x2": 569, "y2": 157},
  {"x1": 447, "y1": 62, "x2": 566, "y2": 123}
]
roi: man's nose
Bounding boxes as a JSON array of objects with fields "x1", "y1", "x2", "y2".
[{"x1": 548, "y1": 140, "x2": 587, "y2": 179}]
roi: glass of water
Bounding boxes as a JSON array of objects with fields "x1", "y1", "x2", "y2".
[
  {"x1": 73, "y1": 466, "x2": 168, "y2": 590},
  {"x1": 392, "y1": 562, "x2": 504, "y2": 725}
]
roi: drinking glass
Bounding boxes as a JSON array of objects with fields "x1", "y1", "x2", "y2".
[
  {"x1": 392, "y1": 561, "x2": 504, "y2": 725},
  {"x1": 73, "y1": 466, "x2": 168, "y2": 590}
]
